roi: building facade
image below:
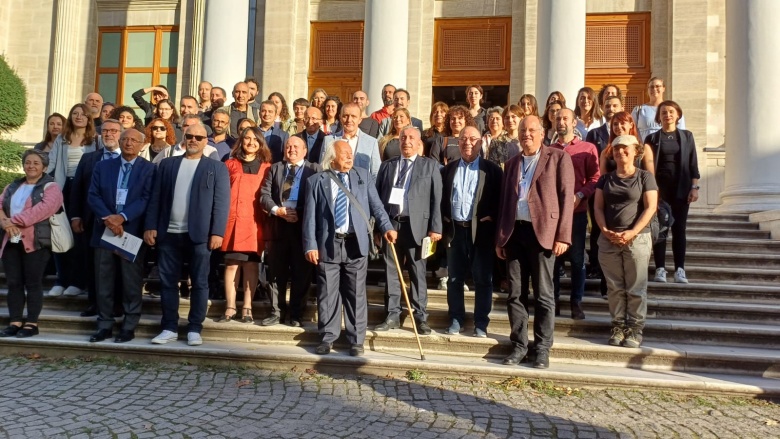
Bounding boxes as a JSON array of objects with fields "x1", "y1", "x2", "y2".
[{"x1": 0, "y1": 0, "x2": 777, "y2": 213}]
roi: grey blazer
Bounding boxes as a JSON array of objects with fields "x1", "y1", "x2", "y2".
[
  {"x1": 320, "y1": 131, "x2": 381, "y2": 178},
  {"x1": 376, "y1": 155, "x2": 443, "y2": 245}
]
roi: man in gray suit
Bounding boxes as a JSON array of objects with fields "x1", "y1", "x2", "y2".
[
  {"x1": 374, "y1": 127, "x2": 443, "y2": 335},
  {"x1": 320, "y1": 103, "x2": 381, "y2": 177},
  {"x1": 303, "y1": 141, "x2": 396, "y2": 357}
]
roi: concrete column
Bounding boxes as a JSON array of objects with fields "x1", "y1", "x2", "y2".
[
  {"x1": 715, "y1": 0, "x2": 780, "y2": 213},
  {"x1": 188, "y1": 0, "x2": 206, "y2": 97},
  {"x1": 201, "y1": 0, "x2": 249, "y2": 92},
  {"x1": 49, "y1": 0, "x2": 91, "y2": 115},
  {"x1": 534, "y1": 0, "x2": 585, "y2": 106},
  {"x1": 363, "y1": 0, "x2": 409, "y2": 113}
]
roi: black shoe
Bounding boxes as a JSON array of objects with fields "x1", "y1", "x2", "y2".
[
  {"x1": 533, "y1": 350, "x2": 550, "y2": 369},
  {"x1": 349, "y1": 344, "x2": 365, "y2": 357},
  {"x1": 89, "y1": 328, "x2": 113, "y2": 343},
  {"x1": 0, "y1": 325, "x2": 21, "y2": 337},
  {"x1": 417, "y1": 321, "x2": 432, "y2": 335},
  {"x1": 502, "y1": 348, "x2": 528, "y2": 365},
  {"x1": 315, "y1": 342, "x2": 332, "y2": 355},
  {"x1": 111, "y1": 312, "x2": 124, "y2": 319},
  {"x1": 261, "y1": 315, "x2": 280, "y2": 326},
  {"x1": 555, "y1": 300, "x2": 561, "y2": 317},
  {"x1": 114, "y1": 330, "x2": 135, "y2": 343},
  {"x1": 288, "y1": 319, "x2": 302, "y2": 327},
  {"x1": 80, "y1": 306, "x2": 98, "y2": 317},
  {"x1": 374, "y1": 318, "x2": 400, "y2": 331},
  {"x1": 570, "y1": 301, "x2": 585, "y2": 320},
  {"x1": 16, "y1": 325, "x2": 39, "y2": 338}
]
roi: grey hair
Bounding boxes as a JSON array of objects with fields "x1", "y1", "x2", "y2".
[
  {"x1": 121, "y1": 128, "x2": 146, "y2": 143},
  {"x1": 101, "y1": 118, "x2": 124, "y2": 131},
  {"x1": 487, "y1": 106, "x2": 504, "y2": 117},
  {"x1": 181, "y1": 114, "x2": 204, "y2": 126},
  {"x1": 212, "y1": 107, "x2": 230, "y2": 118},
  {"x1": 22, "y1": 149, "x2": 50, "y2": 168},
  {"x1": 321, "y1": 144, "x2": 336, "y2": 170}
]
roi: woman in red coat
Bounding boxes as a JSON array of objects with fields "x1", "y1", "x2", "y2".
[{"x1": 219, "y1": 126, "x2": 271, "y2": 323}]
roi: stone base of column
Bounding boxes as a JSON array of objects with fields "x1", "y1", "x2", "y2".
[{"x1": 714, "y1": 185, "x2": 780, "y2": 214}]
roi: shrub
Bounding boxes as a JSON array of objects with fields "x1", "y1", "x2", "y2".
[
  {"x1": 0, "y1": 170, "x2": 22, "y2": 190},
  {"x1": 0, "y1": 54, "x2": 27, "y2": 133},
  {"x1": 0, "y1": 138, "x2": 26, "y2": 172}
]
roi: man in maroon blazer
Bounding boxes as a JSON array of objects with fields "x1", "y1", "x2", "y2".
[{"x1": 495, "y1": 115, "x2": 574, "y2": 369}]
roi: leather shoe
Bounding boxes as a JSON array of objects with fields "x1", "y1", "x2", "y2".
[
  {"x1": 261, "y1": 315, "x2": 280, "y2": 326},
  {"x1": 533, "y1": 350, "x2": 550, "y2": 369},
  {"x1": 417, "y1": 321, "x2": 432, "y2": 335},
  {"x1": 502, "y1": 348, "x2": 528, "y2": 365},
  {"x1": 374, "y1": 318, "x2": 400, "y2": 331},
  {"x1": 80, "y1": 306, "x2": 98, "y2": 317},
  {"x1": 89, "y1": 328, "x2": 112, "y2": 343},
  {"x1": 114, "y1": 330, "x2": 135, "y2": 343},
  {"x1": 349, "y1": 344, "x2": 364, "y2": 357},
  {"x1": 315, "y1": 342, "x2": 332, "y2": 355},
  {"x1": 570, "y1": 301, "x2": 586, "y2": 320},
  {"x1": 288, "y1": 319, "x2": 302, "y2": 327}
]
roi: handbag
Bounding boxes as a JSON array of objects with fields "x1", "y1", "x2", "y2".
[
  {"x1": 651, "y1": 199, "x2": 674, "y2": 245},
  {"x1": 326, "y1": 170, "x2": 381, "y2": 260},
  {"x1": 49, "y1": 206, "x2": 74, "y2": 253}
]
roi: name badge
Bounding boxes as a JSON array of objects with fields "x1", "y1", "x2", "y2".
[
  {"x1": 116, "y1": 189, "x2": 128, "y2": 205},
  {"x1": 389, "y1": 187, "x2": 405, "y2": 206}
]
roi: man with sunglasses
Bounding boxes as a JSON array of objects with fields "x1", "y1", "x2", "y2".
[
  {"x1": 144, "y1": 122, "x2": 230, "y2": 347},
  {"x1": 152, "y1": 115, "x2": 219, "y2": 165}
]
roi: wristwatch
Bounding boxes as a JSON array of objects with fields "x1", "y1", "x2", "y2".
[
  {"x1": 691, "y1": 185, "x2": 700, "y2": 190},
  {"x1": 576, "y1": 192, "x2": 585, "y2": 200}
]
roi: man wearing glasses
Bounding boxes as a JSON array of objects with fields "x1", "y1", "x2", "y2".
[{"x1": 295, "y1": 106, "x2": 326, "y2": 164}]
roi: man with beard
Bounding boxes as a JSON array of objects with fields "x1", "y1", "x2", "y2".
[
  {"x1": 208, "y1": 108, "x2": 234, "y2": 160},
  {"x1": 370, "y1": 84, "x2": 396, "y2": 124}
]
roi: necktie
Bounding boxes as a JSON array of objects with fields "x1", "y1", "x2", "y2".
[
  {"x1": 103, "y1": 151, "x2": 118, "y2": 161},
  {"x1": 334, "y1": 172, "x2": 349, "y2": 229},
  {"x1": 282, "y1": 164, "x2": 297, "y2": 201},
  {"x1": 395, "y1": 159, "x2": 411, "y2": 187},
  {"x1": 117, "y1": 163, "x2": 132, "y2": 213}
]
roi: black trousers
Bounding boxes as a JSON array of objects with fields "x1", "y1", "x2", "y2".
[
  {"x1": 94, "y1": 246, "x2": 146, "y2": 331},
  {"x1": 2, "y1": 243, "x2": 50, "y2": 323},
  {"x1": 266, "y1": 221, "x2": 313, "y2": 321},
  {"x1": 505, "y1": 221, "x2": 556, "y2": 353},
  {"x1": 653, "y1": 198, "x2": 690, "y2": 270}
]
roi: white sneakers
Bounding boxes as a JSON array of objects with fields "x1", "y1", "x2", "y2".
[
  {"x1": 654, "y1": 268, "x2": 667, "y2": 283},
  {"x1": 47, "y1": 286, "x2": 65, "y2": 297},
  {"x1": 187, "y1": 332, "x2": 203, "y2": 346},
  {"x1": 63, "y1": 286, "x2": 84, "y2": 296},
  {"x1": 151, "y1": 330, "x2": 178, "y2": 344},
  {"x1": 674, "y1": 267, "x2": 689, "y2": 284},
  {"x1": 655, "y1": 267, "x2": 689, "y2": 284}
]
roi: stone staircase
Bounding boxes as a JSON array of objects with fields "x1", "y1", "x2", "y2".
[{"x1": 1, "y1": 212, "x2": 780, "y2": 396}]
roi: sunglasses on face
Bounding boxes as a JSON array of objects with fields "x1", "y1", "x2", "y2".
[
  {"x1": 184, "y1": 134, "x2": 206, "y2": 141},
  {"x1": 151, "y1": 126, "x2": 167, "y2": 132}
]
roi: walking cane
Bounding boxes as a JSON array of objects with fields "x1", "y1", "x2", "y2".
[{"x1": 387, "y1": 241, "x2": 426, "y2": 361}]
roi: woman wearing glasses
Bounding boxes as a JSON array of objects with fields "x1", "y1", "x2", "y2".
[
  {"x1": 632, "y1": 77, "x2": 686, "y2": 142},
  {"x1": 141, "y1": 118, "x2": 177, "y2": 162}
]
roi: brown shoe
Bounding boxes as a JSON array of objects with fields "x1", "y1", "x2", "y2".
[{"x1": 570, "y1": 301, "x2": 586, "y2": 320}]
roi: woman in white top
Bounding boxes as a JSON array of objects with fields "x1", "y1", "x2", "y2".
[
  {"x1": 481, "y1": 106, "x2": 505, "y2": 157},
  {"x1": 632, "y1": 77, "x2": 686, "y2": 142},
  {"x1": 575, "y1": 87, "x2": 605, "y2": 136}
]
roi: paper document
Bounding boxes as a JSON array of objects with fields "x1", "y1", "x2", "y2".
[
  {"x1": 421, "y1": 236, "x2": 437, "y2": 260},
  {"x1": 100, "y1": 229, "x2": 143, "y2": 262}
]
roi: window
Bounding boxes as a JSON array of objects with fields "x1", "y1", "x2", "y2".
[
  {"x1": 96, "y1": 26, "x2": 179, "y2": 118},
  {"x1": 308, "y1": 21, "x2": 364, "y2": 102}
]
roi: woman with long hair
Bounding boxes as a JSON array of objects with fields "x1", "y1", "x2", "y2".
[
  {"x1": 632, "y1": 77, "x2": 686, "y2": 141},
  {"x1": 546, "y1": 91, "x2": 566, "y2": 107},
  {"x1": 269, "y1": 92, "x2": 298, "y2": 136},
  {"x1": 219, "y1": 127, "x2": 272, "y2": 323},
  {"x1": 141, "y1": 118, "x2": 177, "y2": 162},
  {"x1": 46, "y1": 103, "x2": 97, "y2": 298},
  {"x1": 322, "y1": 96, "x2": 342, "y2": 135},
  {"x1": 378, "y1": 108, "x2": 411, "y2": 161},
  {"x1": 154, "y1": 99, "x2": 182, "y2": 141},
  {"x1": 486, "y1": 105, "x2": 522, "y2": 168},
  {"x1": 600, "y1": 111, "x2": 655, "y2": 176},
  {"x1": 465, "y1": 85, "x2": 487, "y2": 133},
  {"x1": 575, "y1": 87, "x2": 605, "y2": 134},
  {"x1": 34, "y1": 113, "x2": 66, "y2": 154},
  {"x1": 309, "y1": 88, "x2": 327, "y2": 111},
  {"x1": 422, "y1": 102, "x2": 449, "y2": 157},
  {"x1": 429, "y1": 105, "x2": 476, "y2": 165},
  {"x1": 100, "y1": 103, "x2": 115, "y2": 123},
  {"x1": 517, "y1": 94, "x2": 539, "y2": 117},
  {"x1": 481, "y1": 107, "x2": 505, "y2": 156},
  {"x1": 110, "y1": 106, "x2": 144, "y2": 131},
  {"x1": 542, "y1": 100, "x2": 563, "y2": 145}
]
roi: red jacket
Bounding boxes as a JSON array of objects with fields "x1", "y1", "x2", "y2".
[
  {"x1": 550, "y1": 137, "x2": 600, "y2": 213},
  {"x1": 221, "y1": 158, "x2": 270, "y2": 254}
]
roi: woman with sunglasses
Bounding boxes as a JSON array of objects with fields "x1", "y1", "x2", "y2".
[{"x1": 141, "y1": 118, "x2": 177, "y2": 162}]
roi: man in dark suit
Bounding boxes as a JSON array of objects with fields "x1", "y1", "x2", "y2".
[
  {"x1": 374, "y1": 127, "x2": 443, "y2": 335},
  {"x1": 303, "y1": 141, "x2": 396, "y2": 356},
  {"x1": 259, "y1": 136, "x2": 321, "y2": 326},
  {"x1": 144, "y1": 123, "x2": 230, "y2": 347},
  {"x1": 296, "y1": 106, "x2": 326, "y2": 164},
  {"x1": 441, "y1": 126, "x2": 502, "y2": 337},
  {"x1": 495, "y1": 115, "x2": 574, "y2": 369},
  {"x1": 69, "y1": 119, "x2": 124, "y2": 317},
  {"x1": 258, "y1": 100, "x2": 290, "y2": 163},
  {"x1": 86, "y1": 128, "x2": 156, "y2": 343},
  {"x1": 585, "y1": 95, "x2": 623, "y2": 155}
]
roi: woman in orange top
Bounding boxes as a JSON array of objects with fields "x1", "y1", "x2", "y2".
[{"x1": 219, "y1": 126, "x2": 272, "y2": 323}]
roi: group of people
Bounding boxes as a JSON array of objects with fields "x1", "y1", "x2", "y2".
[{"x1": 2, "y1": 77, "x2": 699, "y2": 369}]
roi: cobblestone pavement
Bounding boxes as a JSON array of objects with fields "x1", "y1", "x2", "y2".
[{"x1": 0, "y1": 356, "x2": 779, "y2": 439}]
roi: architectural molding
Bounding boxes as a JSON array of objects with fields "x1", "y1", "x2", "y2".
[{"x1": 96, "y1": 0, "x2": 179, "y2": 11}]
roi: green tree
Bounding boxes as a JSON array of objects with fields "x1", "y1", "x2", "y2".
[{"x1": 0, "y1": 54, "x2": 27, "y2": 133}]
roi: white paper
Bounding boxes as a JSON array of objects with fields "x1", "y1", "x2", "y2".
[
  {"x1": 100, "y1": 228, "x2": 143, "y2": 262},
  {"x1": 389, "y1": 187, "x2": 405, "y2": 206}
]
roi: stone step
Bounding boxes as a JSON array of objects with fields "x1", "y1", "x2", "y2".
[
  {"x1": 2, "y1": 334, "x2": 779, "y2": 396},
  {"x1": 685, "y1": 219, "x2": 760, "y2": 230},
  {"x1": 687, "y1": 213, "x2": 751, "y2": 222},
  {"x1": 11, "y1": 305, "x2": 780, "y2": 351},
  {"x1": 570, "y1": 279, "x2": 780, "y2": 303},
  {"x1": 682, "y1": 228, "x2": 770, "y2": 239}
]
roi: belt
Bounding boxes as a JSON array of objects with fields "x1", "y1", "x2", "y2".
[
  {"x1": 454, "y1": 220, "x2": 472, "y2": 228},
  {"x1": 515, "y1": 220, "x2": 532, "y2": 226},
  {"x1": 393, "y1": 216, "x2": 410, "y2": 223},
  {"x1": 335, "y1": 232, "x2": 356, "y2": 239}
]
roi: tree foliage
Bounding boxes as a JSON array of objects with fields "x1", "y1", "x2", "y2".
[{"x1": 0, "y1": 54, "x2": 28, "y2": 133}]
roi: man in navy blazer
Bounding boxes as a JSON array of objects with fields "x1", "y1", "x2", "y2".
[
  {"x1": 69, "y1": 118, "x2": 123, "y2": 316},
  {"x1": 86, "y1": 128, "x2": 156, "y2": 343},
  {"x1": 144, "y1": 123, "x2": 230, "y2": 347},
  {"x1": 258, "y1": 100, "x2": 290, "y2": 163},
  {"x1": 319, "y1": 103, "x2": 381, "y2": 177},
  {"x1": 296, "y1": 106, "x2": 326, "y2": 164},
  {"x1": 303, "y1": 140, "x2": 396, "y2": 357}
]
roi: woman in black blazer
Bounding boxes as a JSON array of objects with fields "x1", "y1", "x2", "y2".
[{"x1": 644, "y1": 100, "x2": 700, "y2": 284}]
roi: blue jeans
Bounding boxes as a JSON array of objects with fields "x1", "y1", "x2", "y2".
[
  {"x1": 447, "y1": 224, "x2": 494, "y2": 331},
  {"x1": 554, "y1": 211, "x2": 587, "y2": 303},
  {"x1": 158, "y1": 233, "x2": 211, "y2": 333}
]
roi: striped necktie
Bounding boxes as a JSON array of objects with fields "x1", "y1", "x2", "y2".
[
  {"x1": 117, "y1": 162, "x2": 132, "y2": 213},
  {"x1": 334, "y1": 172, "x2": 349, "y2": 229}
]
